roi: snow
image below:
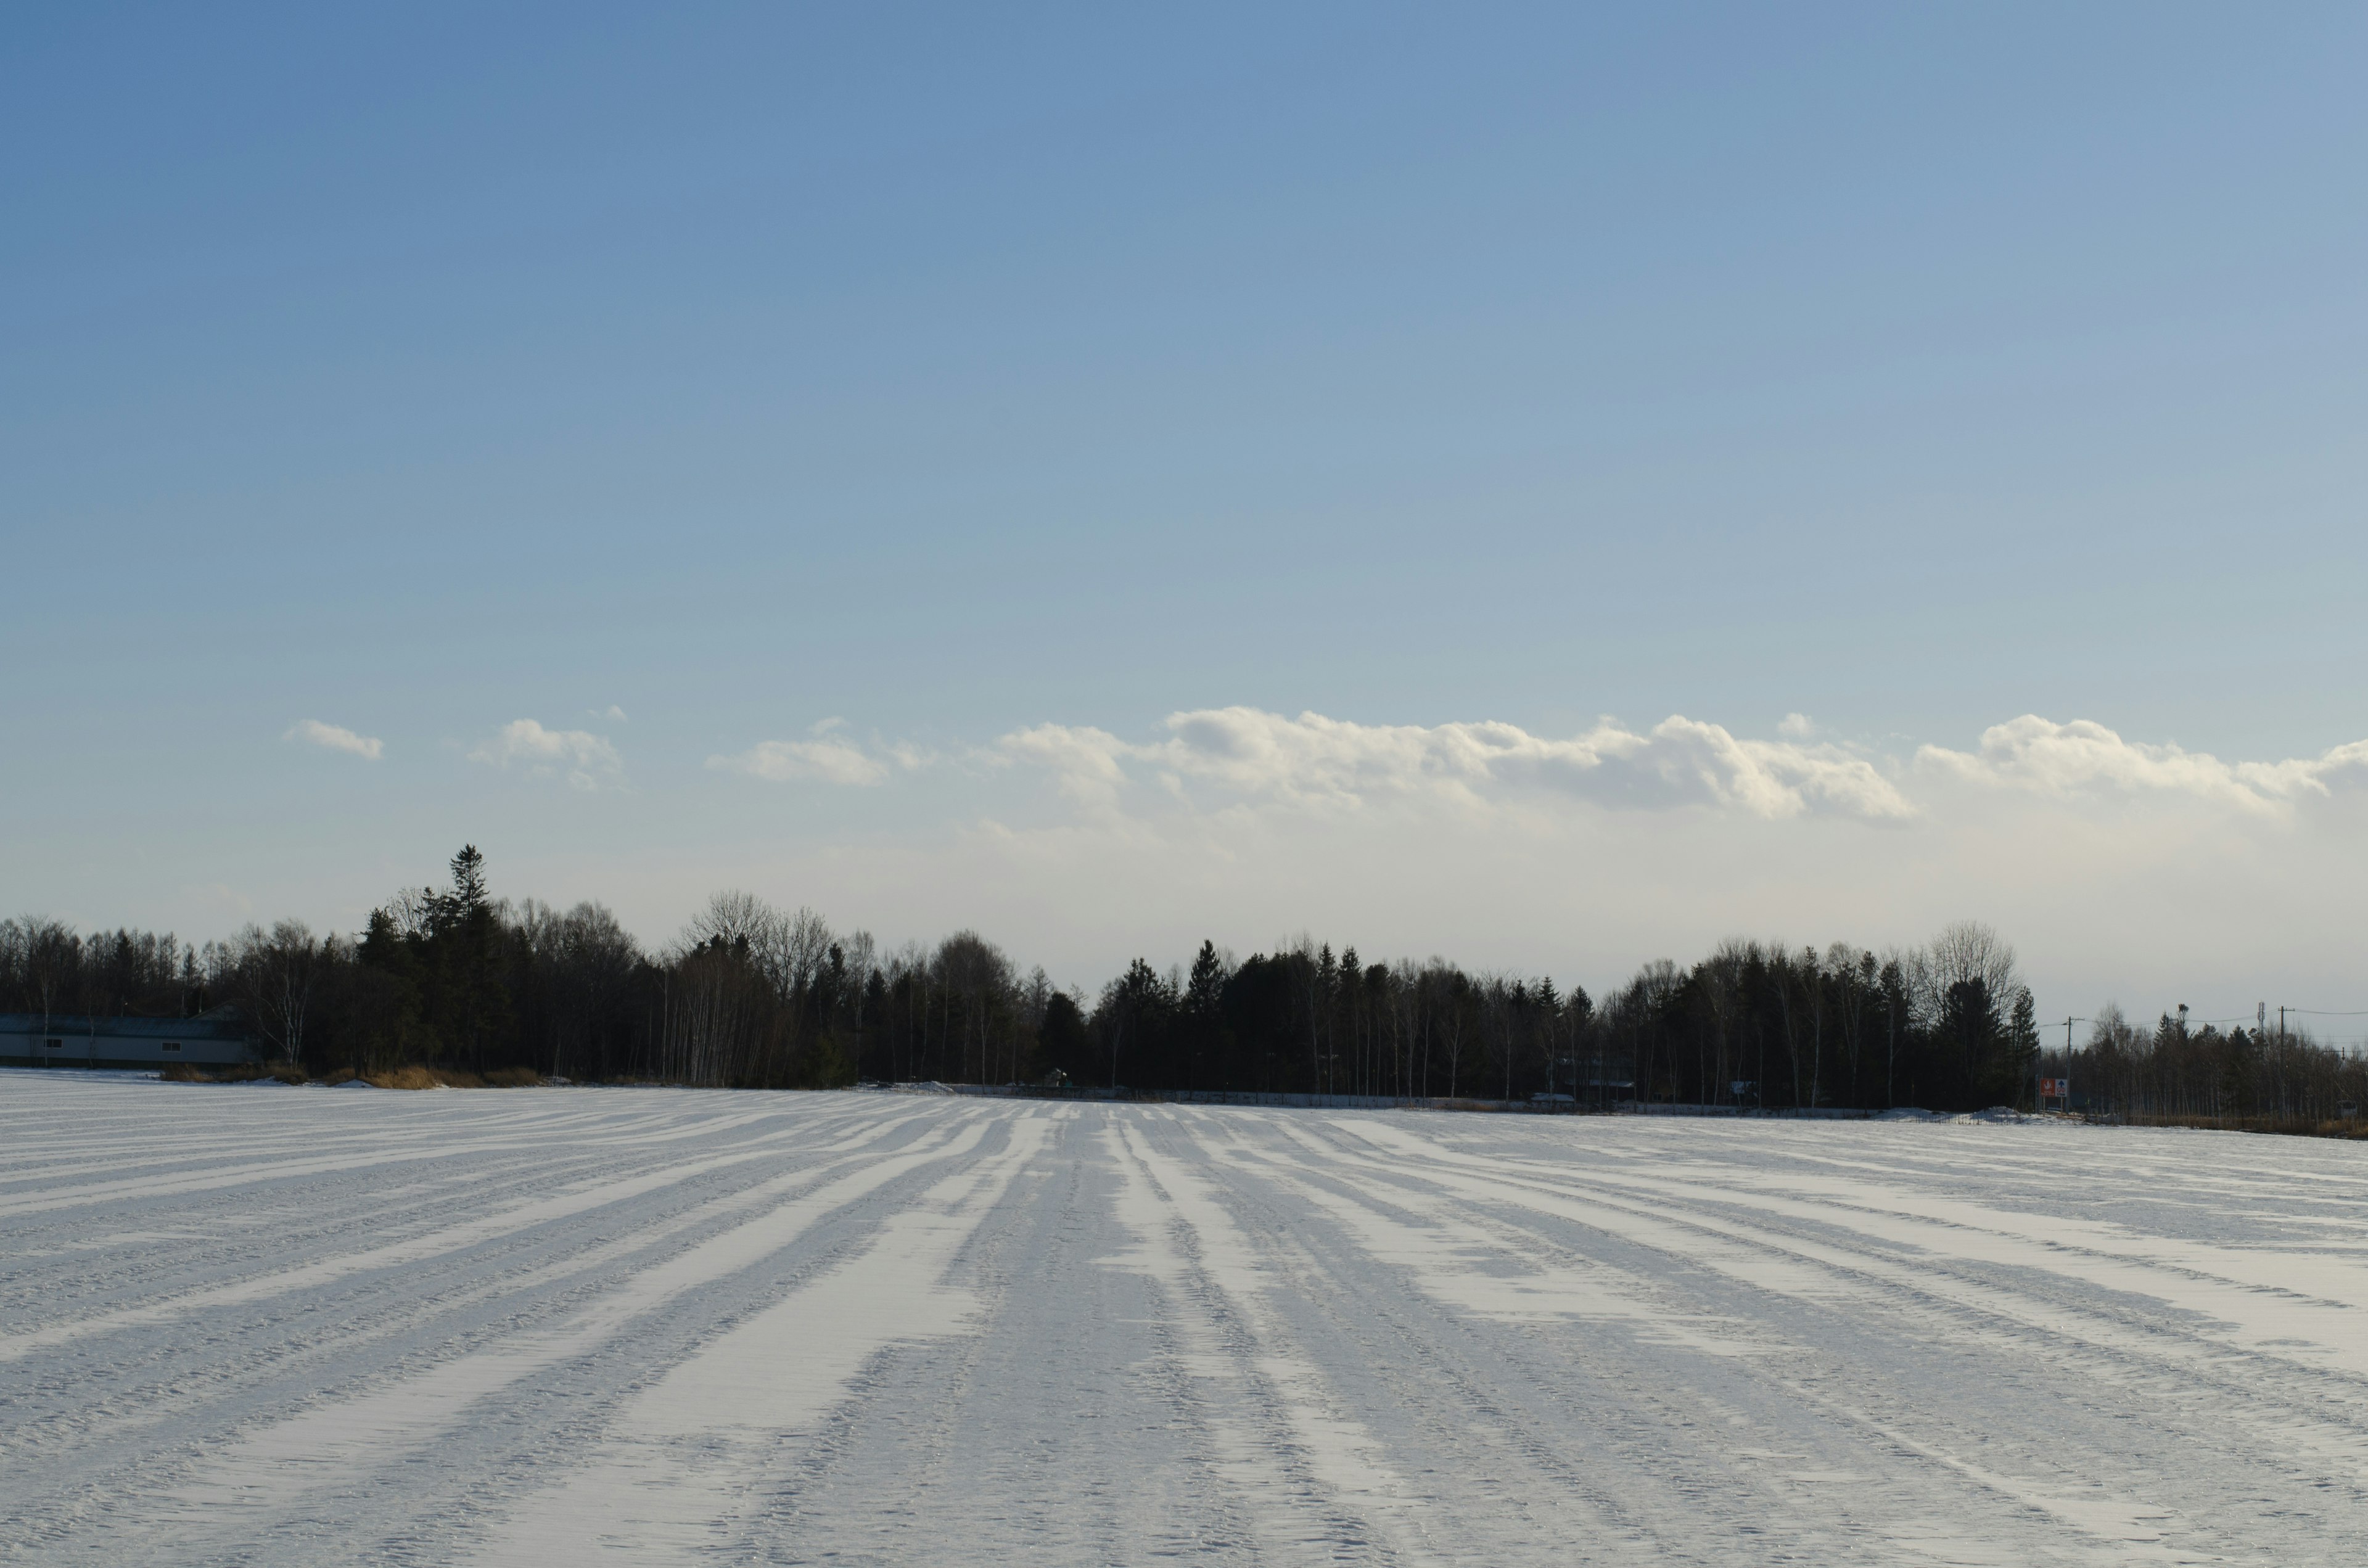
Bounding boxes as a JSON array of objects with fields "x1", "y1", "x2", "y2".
[{"x1": 6, "y1": 1072, "x2": 2368, "y2": 1564}]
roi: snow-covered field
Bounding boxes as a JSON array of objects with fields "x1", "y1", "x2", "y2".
[{"x1": 6, "y1": 1074, "x2": 2367, "y2": 1566}]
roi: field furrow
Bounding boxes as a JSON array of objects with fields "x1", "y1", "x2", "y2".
[{"x1": 4, "y1": 1073, "x2": 2365, "y2": 1564}]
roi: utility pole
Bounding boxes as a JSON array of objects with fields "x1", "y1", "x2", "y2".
[
  {"x1": 2279, "y1": 1004, "x2": 2289, "y2": 1120},
  {"x1": 2260, "y1": 1003, "x2": 2272, "y2": 1117},
  {"x1": 2054, "y1": 1016, "x2": 2073, "y2": 1109}
]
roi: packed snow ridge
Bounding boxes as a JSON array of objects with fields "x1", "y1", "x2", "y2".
[{"x1": 5, "y1": 1072, "x2": 2367, "y2": 1564}]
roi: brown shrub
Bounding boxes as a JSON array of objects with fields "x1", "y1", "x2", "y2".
[
  {"x1": 263, "y1": 1062, "x2": 536, "y2": 1091},
  {"x1": 2128, "y1": 1110, "x2": 2368, "y2": 1141},
  {"x1": 364, "y1": 1065, "x2": 442, "y2": 1090},
  {"x1": 158, "y1": 1062, "x2": 297, "y2": 1085}
]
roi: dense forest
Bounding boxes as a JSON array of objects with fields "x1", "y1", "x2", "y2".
[{"x1": 5, "y1": 847, "x2": 2364, "y2": 1117}]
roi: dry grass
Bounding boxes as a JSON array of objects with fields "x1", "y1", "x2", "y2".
[
  {"x1": 159, "y1": 1062, "x2": 303, "y2": 1085},
  {"x1": 356, "y1": 1065, "x2": 555, "y2": 1089},
  {"x1": 361, "y1": 1065, "x2": 482, "y2": 1090},
  {"x1": 2125, "y1": 1111, "x2": 2368, "y2": 1141},
  {"x1": 157, "y1": 1061, "x2": 553, "y2": 1090}
]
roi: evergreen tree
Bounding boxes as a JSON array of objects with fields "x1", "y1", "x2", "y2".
[
  {"x1": 430, "y1": 845, "x2": 509, "y2": 1073},
  {"x1": 2002, "y1": 986, "x2": 2042, "y2": 1106}
]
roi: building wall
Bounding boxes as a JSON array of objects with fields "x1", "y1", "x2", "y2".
[{"x1": 0, "y1": 1027, "x2": 257, "y2": 1070}]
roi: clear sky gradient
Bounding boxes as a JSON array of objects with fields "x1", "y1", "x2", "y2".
[{"x1": 7, "y1": 4, "x2": 2367, "y2": 1025}]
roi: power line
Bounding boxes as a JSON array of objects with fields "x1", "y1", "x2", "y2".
[{"x1": 2056, "y1": 1007, "x2": 2368, "y2": 1027}]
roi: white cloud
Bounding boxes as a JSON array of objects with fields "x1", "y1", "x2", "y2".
[
  {"x1": 714, "y1": 738, "x2": 890, "y2": 786},
  {"x1": 994, "y1": 723, "x2": 1136, "y2": 810},
  {"x1": 286, "y1": 719, "x2": 384, "y2": 761},
  {"x1": 715, "y1": 705, "x2": 2368, "y2": 837},
  {"x1": 469, "y1": 718, "x2": 622, "y2": 790},
  {"x1": 995, "y1": 708, "x2": 1916, "y2": 821},
  {"x1": 1917, "y1": 716, "x2": 2368, "y2": 816},
  {"x1": 591, "y1": 704, "x2": 628, "y2": 723},
  {"x1": 570, "y1": 707, "x2": 2368, "y2": 1019},
  {"x1": 708, "y1": 720, "x2": 934, "y2": 787}
]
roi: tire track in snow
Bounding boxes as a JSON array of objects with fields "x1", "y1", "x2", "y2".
[
  {"x1": 1101, "y1": 1112, "x2": 1436, "y2": 1566},
  {"x1": 0, "y1": 1100, "x2": 967, "y2": 1558},
  {"x1": 1186, "y1": 1110, "x2": 1909, "y2": 1564},
  {"x1": 53, "y1": 1114, "x2": 1004, "y2": 1561},
  {"x1": 458, "y1": 1110, "x2": 1054, "y2": 1565},
  {"x1": 8, "y1": 1078, "x2": 2368, "y2": 1565},
  {"x1": 0, "y1": 1102, "x2": 943, "y2": 1362},
  {"x1": 1317, "y1": 1117, "x2": 2368, "y2": 1561}
]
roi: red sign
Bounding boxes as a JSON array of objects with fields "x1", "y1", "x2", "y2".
[{"x1": 2041, "y1": 1077, "x2": 2070, "y2": 1098}]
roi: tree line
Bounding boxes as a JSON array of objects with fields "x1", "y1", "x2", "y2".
[
  {"x1": 2062, "y1": 1004, "x2": 2363, "y2": 1123},
  {"x1": 5, "y1": 846, "x2": 2361, "y2": 1114}
]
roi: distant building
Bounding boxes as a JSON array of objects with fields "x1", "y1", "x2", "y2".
[{"x1": 0, "y1": 1011, "x2": 262, "y2": 1071}]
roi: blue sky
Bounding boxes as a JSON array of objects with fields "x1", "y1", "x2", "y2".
[{"x1": 7, "y1": 4, "x2": 2368, "y2": 1019}]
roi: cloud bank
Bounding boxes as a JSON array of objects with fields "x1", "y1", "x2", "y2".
[
  {"x1": 720, "y1": 706, "x2": 2368, "y2": 828},
  {"x1": 1918, "y1": 716, "x2": 2368, "y2": 816},
  {"x1": 286, "y1": 719, "x2": 383, "y2": 760},
  {"x1": 469, "y1": 718, "x2": 622, "y2": 790},
  {"x1": 709, "y1": 720, "x2": 932, "y2": 787},
  {"x1": 691, "y1": 708, "x2": 2368, "y2": 1017},
  {"x1": 997, "y1": 708, "x2": 1915, "y2": 820}
]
